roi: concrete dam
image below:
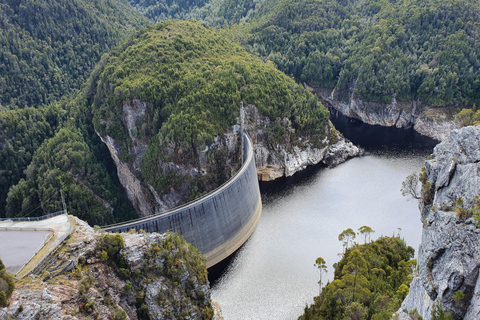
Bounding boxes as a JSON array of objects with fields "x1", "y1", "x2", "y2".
[{"x1": 103, "y1": 133, "x2": 262, "y2": 268}]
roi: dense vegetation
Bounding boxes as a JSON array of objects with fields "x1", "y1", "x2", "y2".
[
  {"x1": 300, "y1": 235, "x2": 415, "y2": 320},
  {"x1": 126, "y1": 0, "x2": 258, "y2": 25},
  {"x1": 5, "y1": 126, "x2": 136, "y2": 225},
  {"x1": 237, "y1": 0, "x2": 480, "y2": 107},
  {"x1": 0, "y1": 106, "x2": 59, "y2": 216},
  {"x1": 455, "y1": 107, "x2": 480, "y2": 128},
  {"x1": 0, "y1": 0, "x2": 148, "y2": 222},
  {"x1": 126, "y1": 0, "x2": 480, "y2": 108},
  {"x1": 94, "y1": 232, "x2": 213, "y2": 319},
  {"x1": 0, "y1": 258, "x2": 14, "y2": 307},
  {"x1": 0, "y1": 0, "x2": 148, "y2": 109},
  {"x1": 90, "y1": 20, "x2": 329, "y2": 202}
]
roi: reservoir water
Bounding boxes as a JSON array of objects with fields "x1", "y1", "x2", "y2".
[{"x1": 209, "y1": 114, "x2": 438, "y2": 320}]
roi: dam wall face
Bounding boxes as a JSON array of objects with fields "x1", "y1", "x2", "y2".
[{"x1": 103, "y1": 134, "x2": 262, "y2": 268}]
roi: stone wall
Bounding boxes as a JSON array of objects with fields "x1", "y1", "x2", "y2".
[{"x1": 103, "y1": 133, "x2": 262, "y2": 268}]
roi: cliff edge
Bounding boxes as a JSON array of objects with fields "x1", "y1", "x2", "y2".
[
  {"x1": 396, "y1": 126, "x2": 480, "y2": 320},
  {"x1": 1, "y1": 218, "x2": 216, "y2": 320}
]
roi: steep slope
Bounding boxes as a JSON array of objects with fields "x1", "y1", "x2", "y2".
[
  {"x1": 87, "y1": 20, "x2": 360, "y2": 216},
  {"x1": 5, "y1": 127, "x2": 136, "y2": 225},
  {"x1": 300, "y1": 236, "x2": 415, "y2": 320},
  {"x1": 0, "y1": 106, "x2": 59, "y2": 217},
  {"x1": 0, "y1": 0, "x2": 148, "y2": 109},
  {"x1": 0, "y1": 218, "x2": 214, "y2": 319},
  {"x1": 126, "y1": 0, "x2": 480, "y2": 140},
  {"x1": 231, "y1": 0, "x2": 480, "y2": 139},
  {"x1": 396, "y1": 126, "x2": 480, "y2": 320}
]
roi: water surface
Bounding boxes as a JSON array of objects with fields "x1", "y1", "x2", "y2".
[{"x1": 210, "y1": 114, "x2": 436, "y2": 319}]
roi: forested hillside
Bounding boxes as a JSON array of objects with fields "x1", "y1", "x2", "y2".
[
  {"x1": 126, "y1": 0, "x2": 258, "y2": 25},
  {"x1": 88, "y1": 19, "x2": 330, "y2": 212},
  {"x1": 126, "y1": 0, "x2": 480, "y2": 108},
  {"x1": 300, "y1": 235, "x2": 416, "y2": 320},
  {"x1": 1, "y1": 19, "x2": 330, "y2": 222},
  {"x1": 239, "y1": 0, "x2": 480, "y2": 107},
  {"x1": 0, "y1": 0, "x2": 148, "y2": 109}
]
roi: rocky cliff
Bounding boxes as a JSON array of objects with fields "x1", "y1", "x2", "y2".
[
  {"x1": 395, "y1": 126, "x2": 480, "y2": 320},
  {"x1": 0, "y1": 217, "x2": 217, "y2": 320},
  {"x1": 243, "y1": 104, "x2": 363, "y2": 181},
  {"x1": 306, "y1": 85, "x2": 457, "y2": 142}
]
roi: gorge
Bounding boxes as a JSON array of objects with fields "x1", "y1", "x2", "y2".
[{"x1": 209, "y1": 115, "x2": 438, "y2": 319}]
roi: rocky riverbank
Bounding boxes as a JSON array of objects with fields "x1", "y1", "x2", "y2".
[
  {"x1": 306, "y1": 85, "x2": 457, "y2": 142},
  {"x1": 243, "y1": 104, "x2": 363, "y2": 181},
  {"x1": 395, "y1": 126, "x2": 480, "y2": 320},
  {"x1": 1, "y1": 218, "x2": 217, "y2": 320}
]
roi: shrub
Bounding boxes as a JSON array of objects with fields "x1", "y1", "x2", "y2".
[
  {"x1": 452, "y1": 290, "x2": 464, "y2": 301},
  {"x1": 0, "y1": 259, "x2": 15, "y2": 307}
]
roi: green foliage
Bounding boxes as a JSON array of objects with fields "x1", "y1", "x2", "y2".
[
  {"x1": 91, "y1": 20, "x2": 329, "y2": 202},
  {"x1": 127, "y1": 0, "x2": 209, "y2": 22},
  {"x1": 0, "y1": 0, "x2": 148, "y2": 109},
  {"x1": 119, "y1": 268, "x2": 132, "y2": 280},
  {"x1": 139, "y1": 232, "x2": 212, "y2": 319},
  {"x1": 431, "y1": 302, "x2": 454, "y2": 320},
  {"x1": 314, "y1": 257, "x2": 328, "y2": 294},
  {"x1": 0, "y1": 106, "x2": 59, "y2": 217},
  {"x1": 401, "y1": 172, "x2": 422, "y2": 200},
  {"x1": 124, "y1": 281, "x2": 133, "y2": 291},
  {"x1": 97, "y1": 234, "x2": 125, "y2": 265},
  {"x1": 5, "y1": 127, "x2": 136, "y2": 225},
  {"x1": 358, "y1": 226, "x2": 375, "y2": 244},
  {"x1": 338, "y1": 228, "x2": 356, "y2": 251},
  {"x1": 229, "y1": 0, "x2": 480, "y2": 107},
  {"x1": 0, "y1": 258, "x2": 14, "y2": 307},
  {"x1": 455, "y1": 106, "x2": 480, "y2": 127},
  {"x1": 452, "y1": 290, "x2": 464, "y2": 302},
  {"x1": 300, "y1": 236, "x2": 415, "y2": 320}
]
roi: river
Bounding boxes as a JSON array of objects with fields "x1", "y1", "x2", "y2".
[{"x1": 209, "y1": 114, "x2": 438, "y2": 320}]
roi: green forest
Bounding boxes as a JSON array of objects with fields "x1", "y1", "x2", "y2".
[
  {"x1": 240, "y1": 0, "x2": 480, "y2": 106},
  {"x1": 300, "y1": 235, "x2": 416, "y2": 320},
  {"x1": 0, "y1": 0, "x2": 148, "y2": 109},
  {"x1": 90, "y1": 20, "x2": 329, "y2": 203},
  {"x1": 1, "y1": 0, "x2": 479, "y2": 223},
  {"x1": 126, "y1": 0, "x2": 480, "y2": 107}
]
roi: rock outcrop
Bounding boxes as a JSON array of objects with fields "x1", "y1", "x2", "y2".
[
  {"x1": 306, "y1": 85, "x2": 457, "y2": 142},
  {"x1": 243, "y1": 104, "x2": 363, "y2": 181},
  {"x1": 395, "y1": 126, "x2": 480, "y2": 320},
  {"x1": 1, "y1": 217, "x2": 215, "y2": 320}
]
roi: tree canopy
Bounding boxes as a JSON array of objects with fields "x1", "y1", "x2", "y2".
[
  {"x1": 0, "y1": 0, "x2": 148, "y2": 109},
  {"x1": 300, "y1": 236, "x2": 415, "y2": 320}
]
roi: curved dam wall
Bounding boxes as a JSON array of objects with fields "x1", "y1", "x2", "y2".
[{"x1": 103, "y1": 133, "x2": 262, "y2": 268}]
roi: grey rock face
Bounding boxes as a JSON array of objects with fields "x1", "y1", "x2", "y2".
[
  {"x1": 306, "y1": 85, "x2": 456, "y2": 141},
  {"x1": 396, "y1": 126, "x2": 480, "y2": 320},
  {"x1": 428, "y1": 126, "x2": 480, "y2": 208},
  {"x1": 244, "y1": 104, "x2": 364, "y2": 181},
  {"x1": 1, "y1": 218, "x2": 214, "y2": 320}
]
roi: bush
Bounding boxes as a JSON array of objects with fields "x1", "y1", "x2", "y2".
[
  {"x1": 0, "y1": 259, "x2": 14, "y2": 307},
  {"x1": 97, "y1": 234, "x2": 124, "y2": 264}
]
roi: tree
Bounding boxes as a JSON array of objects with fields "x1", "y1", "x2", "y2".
[
  {"x1": 0, "y1": 258, "x2": 14, "y2": 307},
  {"x1": 358, "y1": 226, "x2": 374, "y2": 244},
  {"x1": 314, "y1": 257, "x2": 328, "y2": 295},
  {"x1": 339, "y1": 228, "x2": 356, "y2": 252},
  {"x1": 341, "y1": 249, "x2": 370, "y2": 304},
  {"x1": 401, "y1": 172, "x2": 422, "y2": 200}
]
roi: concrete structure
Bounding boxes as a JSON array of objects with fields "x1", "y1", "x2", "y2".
[
  {"x1": 103, "y1": 133, "x2": 262, "y2": 268},
  {"x1": 0, "y1": 213, "x2": 73, "y2": 278}
]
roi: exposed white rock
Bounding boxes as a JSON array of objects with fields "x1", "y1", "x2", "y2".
[
  {"x1": 2, "y1": 217, "x2": 214, "y2": 320},
  {"x1": 395, "y1": 126, "x2": 480, "y2": 320},
  {"x1": 306, "y1": 84, "x2": 456, "y2": 142},
  {"x1": 244, "y1": 104, "x2": 363, "y2": 181}
]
